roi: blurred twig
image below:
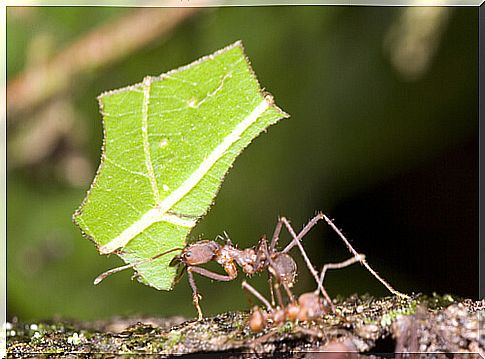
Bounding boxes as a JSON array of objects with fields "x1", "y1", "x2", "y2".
[
  {"x1": 384, "y1": 8, "x2": 451, "y2": 81},
  {"x1": 7, "y1": 7, "x2": 202, "y2": 118}
]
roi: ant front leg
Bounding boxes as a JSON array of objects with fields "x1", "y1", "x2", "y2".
[
  {"x1": 252, "y1": 237, "x2": 278, "y2": 306},
  {"x1": 267, "y1": 273, "x2": 276, "y2": 307},
  {"x1": 281, "y1": 282, "x2": 296, "y2": 303},
  {"x1": 186, "y1": 265, "x2": 238, "y2": 320}
]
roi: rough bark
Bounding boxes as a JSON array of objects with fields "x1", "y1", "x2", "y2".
[{"x1": 6, "y1": 294, "x2": 484, "y2": 358}]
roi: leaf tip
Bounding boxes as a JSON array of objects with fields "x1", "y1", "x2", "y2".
[
  {"x1": 233, "y1": 39, "x2": 244, "y2": 49},
  {"x1": 263, "y1": 92, "x2": 290, "y2": 119}
]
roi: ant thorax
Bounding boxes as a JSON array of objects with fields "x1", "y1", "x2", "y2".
[
  {"x1": 213, "y1": 245, "x2": 237, "y2": 278},
  {"x1": 238, "y1": 248, "x2": 259, "y2": 274},
  {"x1": 219, "y1": 245, "x2": 259, "y2": 275}
]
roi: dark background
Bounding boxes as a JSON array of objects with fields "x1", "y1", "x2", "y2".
[{"x1": 7, "y1": 6, "x2": 478, "y2": 321}]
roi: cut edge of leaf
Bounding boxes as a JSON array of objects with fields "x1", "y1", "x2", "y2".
[
  {"x1": 73, "y1": 40, "x2": 289, "y2": 272},
  {"x1": 96, "y1": 40, "x2": 247, "y2": 100}
]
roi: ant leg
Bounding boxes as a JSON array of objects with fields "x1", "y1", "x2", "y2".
[
  {"x1": 188, "y1": 266, "x2": 236, "y2": 281},
  {"x1": 262, "y1": 239, "x2": 299, "y2": 308},
  {"x1": 186, "y1": 266, "x2": 237, "y2": 320},
  {"x1": 313, "y1": 254, "x2": 365, "y2": 295},
  {"x1": 242, "y1": 281, "x2": 273, "y2": 311},
  {"x1": 281, "y1": 282, "x2": 296, "y2": 303},
  {"x1": 254, "y1": 237, "x2": 269, "y2": 270},
  {"x1": 187, "y1": 267, "x2": 203, "y2": 320},
  {"x1": 254, "y1": 236, "x2": 290, "y2": 307},
  {"x1": 267, "y1": 274, "x2": 276, "y2": 307},
  {"x1": 322, "y1": 214, "x2": 409, "y2": 299},
  {"x1": 272, "y1": 281, "x2": 285, "y2": 308},
  {"x1": 278, "y1": 216, "x2": 335, "y2": 312},
  {"x1": 270, "y1": 217, "x2": 284, "y2": 251},
  {"x1": 282, "y1": 212, "x2": 325, "y2": 254},
  {"x1": 258, "y1": 240, "x2": 286, "y2": 307}
]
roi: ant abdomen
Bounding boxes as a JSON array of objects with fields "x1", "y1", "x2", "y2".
[
  {"x1": 296, "y1": 292, "x2": 328, "y2": 321},
  {"x1": 248, "y1": 306, "x2": 266, "y2": 332},
  {"x1": 285, "y1": 303, "x2": 300, "y2": 321},
  {"x1": 269, "y1": 253, "x2": 297, "y2": 285}
]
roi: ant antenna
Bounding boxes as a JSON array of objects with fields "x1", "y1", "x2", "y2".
[{"x1": 94, "y1": 247, "x2": 183, "y2": 285}]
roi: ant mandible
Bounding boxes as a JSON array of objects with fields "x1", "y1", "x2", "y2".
[{"x1": 94, "y1": 212, "x2": 408, "y2": 319}]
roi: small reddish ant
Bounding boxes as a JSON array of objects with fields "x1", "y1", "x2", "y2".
[
  {"x1": 243, "y1": 281, "x2": 328, "y2": 332},
  {"x1": 243, "y1": 254, "x2": 366, "y2": 332},
  {"x1": 94, "y1": 212, "x2": 407, "y2": 319}
]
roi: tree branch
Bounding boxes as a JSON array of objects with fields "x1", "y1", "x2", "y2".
[{"x1": 7, "y1": 6, "x2": 203, "y2": 118}]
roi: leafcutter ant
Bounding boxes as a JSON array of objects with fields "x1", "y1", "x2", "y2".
[
  {"x1": 243, "y1": 254, "x2": 366, "y2": 332},
  {"x1": 243, "y1": 281, "x2": 328, "y2": 333},
  {"x1": 94, "y1": 212, "x2": 407, "y2": 319}
]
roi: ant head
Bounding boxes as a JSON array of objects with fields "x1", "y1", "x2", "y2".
[
  {"x1": 179, "y1": 240, "x2": 220, "y2": 266},
  {"x1": 297, "y1": 292, "x2": 327, "y2": 321},
  {"x1": 248, "y1": 306, "x2": 266, "y2": 332}
]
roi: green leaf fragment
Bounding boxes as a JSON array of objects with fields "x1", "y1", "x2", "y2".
[{"x1": 73, "y1": 41, "x2": 289, "y2": 290}]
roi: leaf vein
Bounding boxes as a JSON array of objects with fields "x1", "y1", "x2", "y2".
[
  {"x1": 105, "y1": 157, "x2": 149, "y2": 178},
  {"x1": 98, "y1": 96, "x2": 272, "y2": 254},
  {"x1": 192, "y1": 71, "x2": 233, "y2": 109},
  {"x1": 142, "y1": 77, "x2": 161, "y2": 202}
]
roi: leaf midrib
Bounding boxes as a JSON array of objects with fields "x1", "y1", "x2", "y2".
[{"x1": 98, "y1": 95, "x2": 272, "y2": 255}]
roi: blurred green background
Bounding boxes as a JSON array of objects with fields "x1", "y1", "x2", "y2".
[{"x1": 7, "y1": 7, "x2": 478, "y2": 321}]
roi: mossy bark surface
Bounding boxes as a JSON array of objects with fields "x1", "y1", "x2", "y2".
[{"x1": 7, "y1": 294, "x2": 484, "y2": 358}]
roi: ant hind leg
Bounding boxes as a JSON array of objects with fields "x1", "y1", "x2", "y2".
[
  {"x1": 322, "y1": 214, "x2": 409, "y2": 299},
  {"x1": 279, "y1": 216, "x2": 336, "y2": 312},
  {"x1": 314, "y1": 254, "x2": 365, "y2": 295},
  {"x1": 281, "y1": 212, "x2": 325, "y2": 254},
  {"x1": 270, "y1": 217, "x2": 284, "y2": 251}
]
